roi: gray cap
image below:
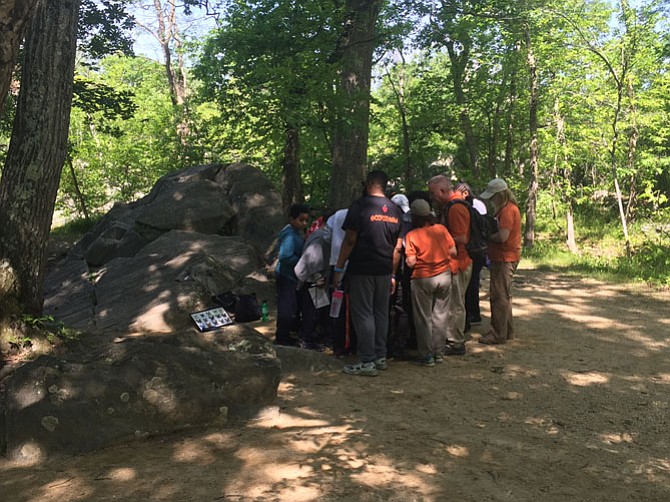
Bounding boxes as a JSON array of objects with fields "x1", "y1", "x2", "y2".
[
  {"x1": 480, "y1": 179, "x2": 508, "y2": 199},
  {"x1": 410, "y1": 198, "x2": 431, "y2": 216}
]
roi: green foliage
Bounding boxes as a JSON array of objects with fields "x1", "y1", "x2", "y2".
[
  {"x1": 59, "y1": 55, "x2": 185, "y2": 218},
  {"x1": 526, "y1": 198, "x2": 670, "y2": 287}
]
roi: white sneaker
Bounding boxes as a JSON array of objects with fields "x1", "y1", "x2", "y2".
[
  {"x1": 374, "y1": 358, "x2": 388, "y2": 370},
  {"x1": 342, "y1": 361, "x2": 378, "y2": 376}
]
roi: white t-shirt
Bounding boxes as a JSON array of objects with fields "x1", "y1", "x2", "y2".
[
  {"x1": 473, "y1": 198, "x2": 487, "y2": 215},
  {"x1": 327, "y1": 208, "x2": 348, "y2": 267}
]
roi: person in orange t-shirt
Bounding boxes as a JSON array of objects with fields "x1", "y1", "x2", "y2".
[
  {"x1": 478, "y1": 179, "x2": 521, "y2": 344},
  {"x1": 404, "y1": 199, "x2": 457, "y2": 366},
  {"x1": 428, "y1": 175, "x2": 471, "y2": 356}
]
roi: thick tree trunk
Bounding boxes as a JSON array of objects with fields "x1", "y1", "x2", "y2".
[
  {"x1": 0, "y1": 0, "x2": 40, "y2": 116},
  {"x1": 523, "y1": 25, "x2": 539, "y2": 250},
  {"x1": 0, "y1": 0, "x2": 81, "y2": 315},
  {"x1": 281, "y1": 125, "x2": 303, "y2": 214},
  {"x1": 328, "y1": 0, "x2": 383, "y2": 210}
]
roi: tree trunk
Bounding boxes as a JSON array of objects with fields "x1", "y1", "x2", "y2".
[
  {"x1": 67, "y1": 154, "x2": 91, "y2": 222},
  {"x1": 445, "y1": 39, "x2": 479, "y2": 177},
  {"x1": 504, "y1": 65, "x2": 518, "y2": 175},
  {"x1": 281, "y1": 125, "x2": 303, "y2": 214},
  {"x1": 0, "y1": 0, "x2": 81, "y2": 315},
  {"x1": 0, "y1": 0, "x2": 40, "y2": 116},
  {"x1": 523, "y1": 25, "x2": 539, "y2": 250},
  {"x1": 328, "y1": 0, "x2": 383, "y2": 210},
  {"x1": 384, "y1": 57, "x2": 411, "y2": 189}
]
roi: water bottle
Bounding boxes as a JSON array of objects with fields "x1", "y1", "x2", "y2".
[
  {"x1": 329, "y1": 290, "x2": 344, "y2": 318},
  {"x1": 261, "y1": 300, "x2": 269, "y2": 322}
]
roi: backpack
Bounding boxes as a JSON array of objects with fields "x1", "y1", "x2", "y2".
[
  {"x1": 445, "y1": 199, "x2": 498, "y2": 261},
  {"x1": 212, "y1": 292, "x2": 262, "y2": 323}
]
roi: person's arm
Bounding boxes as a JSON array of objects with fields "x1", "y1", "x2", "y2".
[
  {"x1": 405, "y1": 254, "x2": 417, "y2": 268},
  {"x1": 333, "y1": 229, "x2": 357, "y2": 288},
  {"x1": 490, "y1": 228, "x2": 510, "y2": 243},
  {"x1": 449, "y1": 205, "x2": 469, "y2": 245}
]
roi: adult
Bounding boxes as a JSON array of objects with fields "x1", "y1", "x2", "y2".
[
  {"x1": 294, "y1": 225, "x2": 332, "y2": 351},
  {"x1": 388, "y1": 193, "x2": 412, "y2": 359},
  {"x1": 427, "y1": 175, "x2": 472, "y2": 356},
  {"x1": 326, "y1": 208, "x2": 354, "y2": 358},
  {"x1": 455, "y1": 181, "x2": 487, "y2": 329},
  {"x1": 334, "y1": 170, "x2": 403, "y2": 376},
  {"x1": 404, "y1": 199, "x2": 457, "y2": 366},
  {"x1": 478, "y1": 179, "x2": 522, "y2": 345},
  {"x1": 274, "y1": 203, "x2": 310, "y2": 346}
]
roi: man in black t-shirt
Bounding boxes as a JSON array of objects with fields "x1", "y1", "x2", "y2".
[{"x1": 333, "y1": 170, "x2": 403, "y2": 376}]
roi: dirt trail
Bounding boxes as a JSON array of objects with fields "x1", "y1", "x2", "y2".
[{"x1": 1, "y1": 266, "x2": 669, "y2": 501}]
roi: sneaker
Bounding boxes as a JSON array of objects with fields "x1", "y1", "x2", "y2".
[
  {"x1": 444, "y1": 343, "x2": 466, "y2": 356},
  {"x1": 434, "y1": 354, "x2": 444, "y2": 364},
  {"x1": 413, "y1": 355, "x2": 435, "y2": 367},
  {"x1": 374, "y1": 358, "x2": 388, "y2": 370},
  {"x1": 343, "y1": 362, "x2": 378, "y2": 377}
]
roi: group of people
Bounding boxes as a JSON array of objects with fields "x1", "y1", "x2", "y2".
[{"x1": 273, "y1": 170, "x2": 522, "y2": 377}]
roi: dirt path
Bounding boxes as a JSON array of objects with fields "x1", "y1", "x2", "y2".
[{"x1": 1, "y1": 266, "x2": 669, "y2": 501}]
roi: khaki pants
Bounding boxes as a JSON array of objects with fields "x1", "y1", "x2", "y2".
[
  {"x1": 489, "y1": 261, "x2": 519, "y2": 342},
  {"x1": 411, "y1": 271, "x2": 451, "y2": 358},
  {"x1": 447, "y1": 263, "x2": 472, "y2": 345}
]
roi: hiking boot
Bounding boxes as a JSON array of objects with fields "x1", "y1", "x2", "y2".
[
  {"x1": 444, "y1": 343, "x2": 466, "y2": 356},
  {"x1": 374, "y1": 358, "x2": 388, "y2": 370},
  {"x1": 343, "y1": 361, "x2": 378, "y2": 377},
  {"x1": 413, "y1": 355, "x2": 435, "y2": 367}
]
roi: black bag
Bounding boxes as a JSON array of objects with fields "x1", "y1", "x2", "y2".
[
  {"x1": 212, "y1": 292, "x2": 261, "y2": 323},
  {"x1": 445, "y1": 199, "x2": 498, "y2": 261}
]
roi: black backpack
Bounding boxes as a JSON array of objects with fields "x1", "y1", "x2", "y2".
[
  {"x1": 212, "y1": 292, "x2": 261, "y2": 323},
  {"x1": 445, "y1": 199, "x2": 498, "y2": 261}
]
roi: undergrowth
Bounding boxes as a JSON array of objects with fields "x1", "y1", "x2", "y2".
[{"x1": 524, "y1": 198, "x2": 670, "y2": 288}]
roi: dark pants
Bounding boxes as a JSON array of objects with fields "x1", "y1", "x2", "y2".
[
  {"x1": 299, "y1": 285, "x2": 329, "y2": 345},
  {"x1": 465, "y1": 256, "x2": 486, "y2": 323},
  {"x1": 275, "y1": 273, "x2": 300, "y2": 343}
]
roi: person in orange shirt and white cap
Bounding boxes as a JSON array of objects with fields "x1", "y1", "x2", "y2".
[{"x1": 478, "y1": 179, "x2": 521, "y2": 344}]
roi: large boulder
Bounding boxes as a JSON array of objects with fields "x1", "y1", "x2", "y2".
[
  {"x1": 44, "y1": 163, "x2": 282, "y2": 332},
  {"x1": 0, "y1": 325, "x2": 280, "y2": 463},
  {"x1": 27, "y1": 163, "x2": 289, "y2": 461},
  {"x1": 215, "y1": 162, "x2": 285, "y2": 258}
]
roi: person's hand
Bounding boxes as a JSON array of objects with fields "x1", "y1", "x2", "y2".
[
  {"x1": 333, "y1": 271, "x2": 343, "y2": 290},
  {"x1": 314, "y1": 274, "x2": 326, "y2": 288},
  {"x1": 390, "y1": 276, "x2": 397, "y2": 295}
]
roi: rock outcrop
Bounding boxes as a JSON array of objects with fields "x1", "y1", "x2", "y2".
[{"x1": 1, "y1": 163, "x2": 291, "y2": 462}]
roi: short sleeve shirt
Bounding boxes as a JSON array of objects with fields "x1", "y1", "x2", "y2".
[
  {"x1": 343, "y1": 195, "x2": 402, "y2": 276},
  {"x1": 405, "y1": 224, "x2": 455, "y2": 279},
  {"x1": 489, "y1": 202, "x2": 522, "y2": 262},
  {"x1": 442, "y1": 194, "x2": 472, "y2": 273}
]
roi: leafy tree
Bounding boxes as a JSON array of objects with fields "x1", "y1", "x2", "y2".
[
  {"x1": 0, "y1": 0, "x2": 81, "y2": 315},
  {"x1": 195, "y1": 0, "x2": 340, "y2": 211},
  {"x1": 0, "y1": 0, "x2": 40, "y2": 116}
]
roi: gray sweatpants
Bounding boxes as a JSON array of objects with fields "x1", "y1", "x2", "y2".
[{"x1": 348, "y1": 274, "x2": 392, "y2": 363}]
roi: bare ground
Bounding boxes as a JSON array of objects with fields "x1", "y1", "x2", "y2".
[{"x1": 1, "y1": 266, "x2": 669, "y2": 501}]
